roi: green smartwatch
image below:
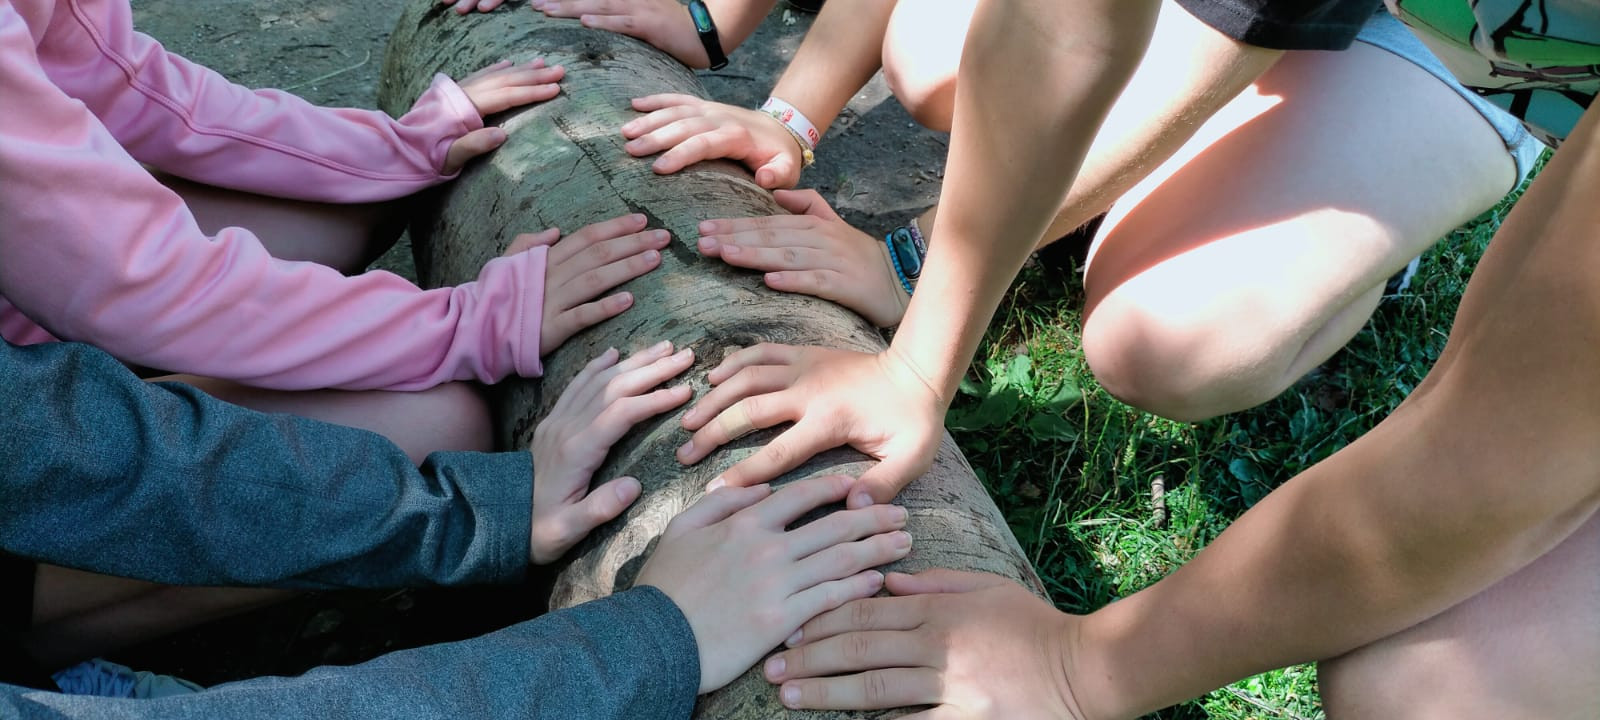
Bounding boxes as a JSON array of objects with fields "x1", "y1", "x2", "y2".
[{"x1": 687, "y1": 0, "x2": 729, "y2": 71}]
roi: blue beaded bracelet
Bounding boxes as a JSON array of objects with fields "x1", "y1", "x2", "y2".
[{"x1": 884, "y1": 226, "x2": 924, "y2": 296}]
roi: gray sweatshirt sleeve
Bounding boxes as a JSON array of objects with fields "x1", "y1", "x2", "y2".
[
  {"x1": 0, "y1": 338, "x2": 533, "y2": 589},
  {"x1": 0, "y1": 586, "x2": 701, "y2": 720}
]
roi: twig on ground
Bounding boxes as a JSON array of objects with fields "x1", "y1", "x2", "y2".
[
  {"x1": 283, "y1": 49, "x2": 371, "y2": 92},
  {"x1": 1221, "y1": 685, "x2": 1317, "y2": 720},
  {"x1": 1151, "y1": 474, "x2": 1167, "y2": 528}
]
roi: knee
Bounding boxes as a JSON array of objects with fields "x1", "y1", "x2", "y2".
[
  {"x1": 881, "y1": 58, "x2": 956, "y2": 131},
  {"x1": 1082, "y1": 299, "x2": 1294, "y2": 422},
  {"x1": 881, "y1": 5, "x2": 963, "y2": 132}
]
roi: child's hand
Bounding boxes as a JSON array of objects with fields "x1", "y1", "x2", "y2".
[
  {"x1": 438, "y1": 0, "x2": 509, "y2": 13},
  {"x1": 529, "y1": 342, "x2": 695, "y2": 564},
  {"x1": 622, "y1": 94, "x2": 804, "y2": 189},
  {"x1": 441, "y1": 60, "x2": 566, "y2": 174},
  {"x1": 533, "y1": 0, "x2": 712, "y2": 69},
  {"x1": 500, "y1": 214, "x2": 672, "y2": 355},
  {"x1": 698, "y1": 189, "x2": 908, "y2": 327},
  {"x1": 636, "y1": 475, "x2": 913, "y2": 693}
]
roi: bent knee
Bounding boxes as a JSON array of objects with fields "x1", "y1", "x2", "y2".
[
  {"x1": 1082, "y1": 305, "x2": 1297, "y2": 422},
  {"x1": 881, "y1": 60, "x2": 956, "y2": 131},
  {"x1": 881, "y1": 0, "x2": 971, "y2": 132}
]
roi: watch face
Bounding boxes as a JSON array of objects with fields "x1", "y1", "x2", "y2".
[
  {"x1": 888, "y1": 227, "x2": 925, "y2": 279},
  {"x1": 688, "y1": 1, "x2": 714, "y2": 32}
]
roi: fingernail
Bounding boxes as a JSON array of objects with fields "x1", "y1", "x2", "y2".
[
  {"x1": 764, "y1": 655, "x2": 785, "y2": 679},
  {"x1": 675, "y1": 348, "x2": 694, "y2": 360},
  {"x1": 630, "y1": 213, "x2": 646, "y2": 224},
  {"x1": 850, "y1": 491, "x2": 872, "y2": 508},
  {"x1": 781, "y1": 685, "x2": 801, "y2": 708},
  {"x1": 706, "y1": 475, "x2": 725, "y2": 492},
  {"x1": 892, "y1": 531, "x2": 912, "y2": 551},
  {"x1": 785, "y1": 629, "x2": 803, "y2": 647},
  {"x1": 699, "y1": 220, "x2": 717, "y2": 233},
  {"x1": 697, "y1": 236, "x2": 718, "y2": 251},
  {"x1": 643, "y1": 249, "x2": 660, "y2": 262},
  {"x1": 653, "y1": 229, "x2": 670, "y2": 242},
  {"x1": 615, "y1": 477, "x2": 639, "y2": 503},
  {"x1": 867, "y1": 570, "x2": 885, "y2": 587},
  {"x1": 652, "y1": 339, "x2": 672, "y2": 352},
  {"x1": 489, "y1": 127, "x2": 507, "y2": 142},
  {"x1": 894, "y1": 506, "x2": 909, "y2": 526}
]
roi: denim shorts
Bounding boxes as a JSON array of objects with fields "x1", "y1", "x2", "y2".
[{"x1": 1356, "y1": 10, "x2": 1546, "y2": 185}]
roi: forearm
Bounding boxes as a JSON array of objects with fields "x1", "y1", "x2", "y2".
[
  {"x1": 0, "y1": 339, "x2": 533, "y2": 589},
  {"x1": 1071, "y1": 105, "x2": 1600, "y2": 719},
  {"x1": 0, "y1": 588, "x2": 698, "y2": 720},
  {"x1": 767, "y1": 0, "x2": 897, "y2": 131},
  {"x1": 705, "y1": 0, "x2": 779, "y2": 55},
  {"x1": 43, "y1": 0, "x2": 470, "y2": 201},
  {"x1": 894, "y1": 0, "x2": 1159, "y2": 399},
  {"x1": 917, "y1": 4, "x2": 1281, "y2": 247}
]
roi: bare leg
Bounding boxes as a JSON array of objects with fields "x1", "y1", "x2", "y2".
[
  {"x1": 25, "y1": 567, "x2": 292, "y2": 670},
  {"x1": 24, "y1": 379, "x2": 491, "y2": 668},
  {"x1": 166, "y1": 375, "x2": 494, "y2": 465},
  {"x1": 155, "y1": 172, "x2": 404, "y2": 272},
  {"x1": 882, "y1": 4, "x2": 1517, "y2": 422},
  {"x1": 1079, "y1": 38, "x2": 1515, "y2": 421},
  {"x1": 880, "y1": 0, "x2": 976, "y2": 132},
  {"x1": 1320, "y1": 510, "x2": 1600, "y2": 719}
]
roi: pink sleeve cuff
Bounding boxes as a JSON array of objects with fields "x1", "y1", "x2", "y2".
[
  {"x1": 470, "y1": 244, "x2": 547, "y2": 381},
  {"x1": 405, "y1": 73, "x2": 485, "y2": 179}
]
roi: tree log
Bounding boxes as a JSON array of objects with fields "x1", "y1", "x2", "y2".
[{"x1": 377, "y1": 4, "x2": 1044, "y2": 716}]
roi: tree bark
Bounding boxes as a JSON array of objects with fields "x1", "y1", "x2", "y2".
[{"x1": 378, "y1": 4, "x2": 1044, "y2": 716}]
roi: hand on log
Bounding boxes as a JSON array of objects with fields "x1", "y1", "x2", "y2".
[
  {"x1": 636, "y1": 475, "x2": 913, "y2": 694},
  {"x1": 379, "y1": 6, "x2": 1045, "y2": 715},
  {"x1": 442, "y1": 59, "x2": 566, "y2": 174},
  {"x1": 677, "y1": 343, "x2": 945, "y2": 509},
  {"x1": 530, "y1": 342, "x2": 695, "y2": 564},
  {"x1": 764, "y1": 569, "x2": 1088, "y2": 719}
]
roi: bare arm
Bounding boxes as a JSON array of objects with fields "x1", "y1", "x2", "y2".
[
  {"x1": 1072, "y1": 102, "x2": 1600, "y2": 717},
  {"x1": 705, "y1": 0, "x2": 778, "y2": 56},
  {"x1": 674, "y1": 0, "x2": 1164, "y2": 500},
  {"x1": 895, "y1": 0, "x2": 1160, "y2": 401},
  {"x1": 765, "y1": 0, "x2": 898, "y2": 132},
  {"x1": 918, "y1": 3, "x2": 1282, "y2": 246}
]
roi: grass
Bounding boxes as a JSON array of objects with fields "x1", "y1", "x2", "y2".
[{"x1": 949, "y1": 169, "x2": 1535, "y2": 718}]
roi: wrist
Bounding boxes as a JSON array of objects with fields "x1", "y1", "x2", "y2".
[
  {"x1": 1066, "y1": 608, "x2": 1149, "y2": 720},
  {"x1": 880, "y1": 343, "x2": 951, "y2": 412},
  {"x1": 759, "y1": 97, "x2": 818, "y2": 168},
  {"x1": 686, "y1": 0, "x2": 729, "y2": 70}
]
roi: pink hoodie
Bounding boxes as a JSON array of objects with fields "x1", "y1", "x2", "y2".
[{"x1": 0, "y1": 0, "x2": 547, "y2": 391}]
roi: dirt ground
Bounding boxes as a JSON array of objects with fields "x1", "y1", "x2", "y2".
[{"x1": 117, "y1": 0, "x2": 948, "y2": 684}]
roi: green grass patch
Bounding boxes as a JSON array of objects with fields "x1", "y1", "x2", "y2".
[{"x1": 949, "y1": 171, "x2": 1532, "y2": 718}]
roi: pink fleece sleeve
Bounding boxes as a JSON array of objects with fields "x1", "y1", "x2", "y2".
[
  {"x1": 33, "y1": 0, "x2": 480, "y2": 203},
  {"x1": 0, "y1": 8, "x2": 544, "y2": 391}
]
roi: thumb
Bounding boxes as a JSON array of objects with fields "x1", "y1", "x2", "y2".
[
  {"x1": 846, "y1": 451, "x2": 928, "y2": 509},
  {"x1": 754, "y1": 153, "x2": 801, "y2": 190},
  {"x1": 886, "y1": 569, "x2": 1009, "y2": 596},
  {"x1": 443, "y1": 126, "x2": 507, "y2": 175},
  {"x1": 573, "y1": 476, "x2": 642, "y2": 532},
  {"x1": 772, "y1": 189, "x2": 840, "y2": 221},
  {"x1": 512, "y1": 228, "x2": 569, "y2": 257},
  {"x1": 504, "y1": 227, "x2": 561, "y2": 256}
]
